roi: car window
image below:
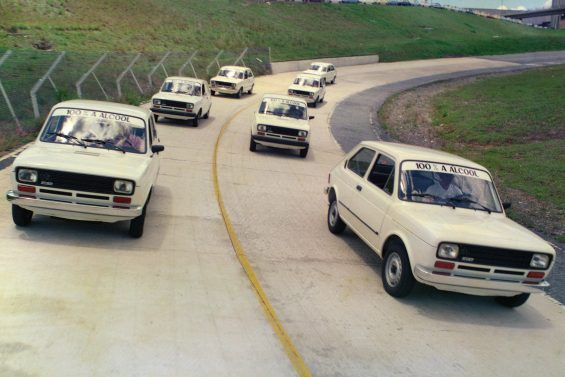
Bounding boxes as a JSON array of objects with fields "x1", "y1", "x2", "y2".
[
  {"x1": 259, "y1": 97, "x2": 307, "y2": 120},
  {"x1": 248, "y1": 70, "x2": 254, "y2": 78},
  {"x1": 347, "y1": 148, "x2": 376, "y2": 178},
  {"x1": 368, "y1": 154, "x2": 395, "y2": 195}
]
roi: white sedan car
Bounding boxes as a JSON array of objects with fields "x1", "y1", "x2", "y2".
[
  {"x1": 210, "y1": 65, "x2": 255, "y2": 98},
  {"x1": 287, "y1": 73, "x2": 326, "y2": 107},
  {"x1": 304, "y1": 62, "x2": 337, "y2": 84},
  {"x1": 326, "y1": 141, "x2": 555, "y2": 307},
  {"x1": 6, "y1": 100, "x2": 164, "y2": 238}
]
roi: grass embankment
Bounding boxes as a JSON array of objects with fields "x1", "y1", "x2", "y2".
[
  {"x1": 0, "y1": 0, "x2": 564, "y2": 62},
  {"x1": 431, "y1": 65, "x2": 564, "y2": 241}
]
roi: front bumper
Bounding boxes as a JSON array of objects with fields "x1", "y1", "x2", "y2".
[
  {"x1": 289, "y1": 93, "x2": 316, "y2": 104},
  {"x1": 414, "y1": 264, "x2": 549, "y2": 296},
  {"x1": 7, "y1": 190, "x2": 142, "y2": 223},
  {"x1": 252, "y1": 135, "x2": 309, "y2": 150},
  {"x1": 211, "y1": 86, "x2": 238, "y2": 94},
  {"x1": 151, "y1": 107, "x2": 196, "y2": 120}
]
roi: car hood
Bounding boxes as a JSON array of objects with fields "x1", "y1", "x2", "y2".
[
  {"x1": 288, "y1": 84, "x2": 317, "y2": 93},
  {"x1": 210, "y1": 76, "x2": 240, "y2": 84},
  {"x1": 14, "y1": 143, "x2": 151, "y2": 181},
  {"x1": 391, "y1": 202, "x2": 555, "y2": 254},
  {"x1": 255, "y1": 113, "x2": 310, "y2": 131},
  {"x1": 152, "y1": 92, "x2": 202, "y2": 103}
]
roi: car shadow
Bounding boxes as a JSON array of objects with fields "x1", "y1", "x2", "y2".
[
  {"x1": 156, "y1": 116, "x2": 214, "y2": 129},
  {"x1": 252, "y1": 145, "x2": 305, "y2": 159}
]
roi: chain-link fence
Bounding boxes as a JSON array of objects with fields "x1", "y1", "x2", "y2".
[{"x1": 0, "y1": 47, "x2": 271, "y2": 150}]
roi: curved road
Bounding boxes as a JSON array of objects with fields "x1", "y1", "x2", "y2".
[{"x1": 1, "y1": 52, "x2": 564, "y2": 377}]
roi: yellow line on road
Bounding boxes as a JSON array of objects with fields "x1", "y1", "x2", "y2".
[{"x1": 212, "y1": 105, "x2": 313, "y2": 377}]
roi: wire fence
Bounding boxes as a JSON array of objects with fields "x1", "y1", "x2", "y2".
[{"x1": 0, "y1": 47, "x2": 271, "y2": 144}]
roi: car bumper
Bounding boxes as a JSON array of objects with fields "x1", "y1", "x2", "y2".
[
  {"x1": 252, "y1": 135, "x2": 309, "y2": 150},
  {"x1": 289, "y1": 94, "x2": 316, "y2": 104},
  {"x1": 7, "y1": 190, "x2": 142, "y2": 223},
  {"x1": 211, "y1": 86, "x2": 238, "y2": 94},
  {"x1": 414, "y1": 264, "x2": 549, "y2": 296},
  {"x1": 151, "y1": 107, "x2": 196, "y2": 120}
]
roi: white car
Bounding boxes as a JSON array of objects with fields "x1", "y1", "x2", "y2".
[
  {"x1": 326, "y1": 141, "x2": 555, "y2": 307},
  {"x1": 250, "y1": 94, "x2": 314, "y2": 158},
  {"x1": 304, "y1": 62, "x2": 337, "y2": 84},
  {"x1": 6, "y1": 100, "x2": 164, "y2": 238},
  {"x1": 210, "y1": 65, "x2": 255, "y2": 98},
  {"x1": 151, "y1": 76, "x2": 212, "y2": 127},
  {"x1": 287, "y1": 73, "x2": 326, "y2": 107}
]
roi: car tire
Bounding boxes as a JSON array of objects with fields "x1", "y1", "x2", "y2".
[
  {"x1": 12, "y1": 204, "x2": 32, "y2": 227},
  {"x1": 236, "y1": 88, "x2": 243, "y2": 99},
  {"x1": 299, "y1": 146, "x2": 309, "y2": 158},
  {"x1": 249, "y1": 137, "x2": 257, "y2": 152},
  {"x1": 193, "y1": 111, "x2": 201, "y2": 127},
  {"x1": 312, "y1": 98, "x2": 318, "y2": 108},
  {"x1": 382, "y1": 241, "x2": 415, "y2": 298},
  {"x1": 495, "y1": 293, "x2": 530, "y2": 308},
  {"x1": 320, "y1": 97, "x2": 324, "y2": 103},
  {"x1": 248, "y1": 85, "x2": 253, "y2": 94},
  {"x1": 332, "y1": 76, "x2": 336, "y2": 84},
  {"x1": 129, "y1": 190, "x2": 151, "y2": 238},
  {"x1": 327, "y1": 199, "x2": 346, "y2": 234},
  {"x1": 153, "y1": 114, "x2": 159, "y2": 122},
  {"x1": 203, "y1": 107, "x2": 210, "y2": 119},
  {"x1": 211, "y1": 90, "x2": 216, "y2": 96}
]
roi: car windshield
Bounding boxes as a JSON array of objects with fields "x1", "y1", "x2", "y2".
[
  {"x1": 293, "y1": 77, "x2": 319, "y2": 87},
  {"x1": 259, "y1": 98, "x2": 307, "y2": 120},
  {"x1": 399, "y1": 161, "x2": 502, "y2": 212},
  {"x1": 161, "y1": 79, "x2": 201, "y2": 96},
  {"x1": 309, "y1": 64, "x2": 321, "y2": 71},
  {"x1": 39, "y1": 108, "x2": 147, "y2": 154},
  {"x1": 218, "y1": 69, "x2": 244, "y2": 79}
]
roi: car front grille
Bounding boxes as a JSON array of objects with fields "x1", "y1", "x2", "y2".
[
  {"x1": 457, "y1": 244, "x2": 552, "y2": 270},
  {"x1": 35, "y1": 169, "x2": 121, "y2": 195},
  {"x1": 161, "y1": 99, "x2": 187, "y2": 108},
  {"x1": 290, "y1": 90, "x2": 311, "y2": 97},
  {"x1": 265, "y1": 126, "x2": 300, "y2": 137},
  {"x1": 213, "y1": 81, "x2": 234, "y2": 89}
]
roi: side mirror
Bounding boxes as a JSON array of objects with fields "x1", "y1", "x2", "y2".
[
  {"x1": 502, "y1": 202, "x2": 512, "y2": 210},
  {"x1": 309, "y1": 116, "x2": 315, "y2": 120},
  {"x1": 151, "y1": 144, "x2": 165, "y2": 153}
]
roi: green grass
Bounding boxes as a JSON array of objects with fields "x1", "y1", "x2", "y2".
[
  {"x1": 0, "y1": 0, "x2": 564, "y2": 62},
  {"x1": 431, "y1": 65, "x2": 565, "y2": 212}
]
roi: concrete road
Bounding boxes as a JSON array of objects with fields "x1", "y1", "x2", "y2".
[{"x1": 1, "y1": 54, "x2": 564, "y2": 377}]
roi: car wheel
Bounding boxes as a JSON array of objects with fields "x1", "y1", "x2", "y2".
[
  {"x1": 249, "y1": 137, "x2": 257, "y2": 152},
  {"x1": 327, "y1": 199, "x2": 346, "y2": 234},
  {"x1": 129, "y1": 190, "x2": 151, "y2": 238},
  {"x1": 193, "y1": 111, "x2": 201, "y2": 127},
  {"x1": 248, "y1": 85, "x2": 253, "y2": 94},
  {"x1": 299, "y1": 146, "x2": 309, "y2": 158},
  {"x1": 382, "y1": 241, "x2": 415, "y2": 297},
  {"x1": 495, "y1": 293, "x2": 530, "y2": 308},
  {"x1": 153, "y1": 114, "x2": 159, "y2": 122},
  {"x1": 312, "y1": 98, "x2": 318, "y2": 108},
  {"x1": 319, "y1": 97, "x2": 324, "y2": 103},
  {"x1": 12, "y1": 204, "x2": 32, "y2": 227},
  {"x1": 236, "y1": 88, "x2": 243, "y2": 99},
  {"x1": 211, "y1": 90, "x2": 216, "y2": 96},
  {"x1": 203, "y1": 107, "x2": 210, "y2": 119},
  {"x1": 332, "y1": 76, "x2": 336, "y2": 84}
]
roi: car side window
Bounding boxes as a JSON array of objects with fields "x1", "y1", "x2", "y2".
[
  {"x1": 368, "y1": 154, "x2": 395, "y2": 195},
  {"x1": 202, "y1": 84, "x2": 206, "y2": 95},
  {"x1": 347, "y1": 148, "x2": 376, "y2": 178}
]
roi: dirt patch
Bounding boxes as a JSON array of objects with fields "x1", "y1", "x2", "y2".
[{"x1": 379, "y1": 77, "x2": 565, "y2": 245}]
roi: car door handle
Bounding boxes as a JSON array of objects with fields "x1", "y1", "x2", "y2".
[{"x1": 356, "y1": 185, "x2": 363, "y2": 192}]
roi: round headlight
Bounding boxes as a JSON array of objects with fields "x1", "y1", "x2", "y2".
[
  {"x1": 530, "y1": 253, "x2": 549, "y2": 269},
  {"x1": 257, "y1": 124, "x2": 267, "y2": 132},
  {"x1": 298, "y1": 130, "x2": 308, "y2": 137},
  {"x1": 437, "y1": 243, "x2": 459, "y2": 259},
  {"x1": 114, "y1": 180, "x2": 134, "y2": 195},
  {"x1": 186, "y1": 103, "x2": 194, "y2": 110},
  {"x1": 288, "y1": 90, "x2": 293, "y2": 95},
  {"x1": 153, "y1": 99, "x2": 161, "y2": 105},
  {"x1": 17, "y1": 168, "x2": 38, "y2": 183},
  {"x1": 231, "y1": 83, "x2": 236, "y2": 88}
]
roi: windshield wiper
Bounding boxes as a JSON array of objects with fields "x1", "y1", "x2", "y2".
[
  {"x1": 81, "y1": 138, "x2": 125, "y2": 154},
  {"x1": 447, "y1": 196, "x2": 494, "y2": 214},
  {"x1": 47, "y1": 132, "x2": 87, "y2": 148},
  {"x1": 409, "y1": 192, "x2": 456, "y2": 209}
]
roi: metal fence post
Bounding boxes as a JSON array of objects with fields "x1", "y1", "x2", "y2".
[
  {"x1": 148, "y1": 51, "x2": 171, "y2": 88},
  {"x1": 206, "y1": 50, "x2": 224, "y2": 75},
  {"x1": 116, "y1": 53, "x2": 142, "y2": 98},
  {"x1": 233, "y1": 47, "x2": 249, "y2": 67},
  {"x1": 0, "y1": 50, "x2": 22, "y2": 131},
  {"x1": 30, "y1": 51, "x2": 66, "y2": 118},
  {"x1": 76, "y1": 52, "x2": 109, "y2": 99},
  {"x1": 178, "y1": 50, "x2": 198, "y2": 78}
]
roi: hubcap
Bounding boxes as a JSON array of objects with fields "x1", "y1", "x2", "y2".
[{"x1": 385, "y1": 252, "x2": 402, "y2": 287}]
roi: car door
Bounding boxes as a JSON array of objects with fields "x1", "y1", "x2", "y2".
[
  {"x1": 354, "y1": 153, "x2": 396, "y2": 249},
  {"x1": 320, "y1": 78, "x2": 326, "y2": 99},
  {"x1": 247, "y1": 69, "x2": 254, "y2": 91},
  {"x1": 329, "y1": 65, "x2": 336, "y2": 82},
  {"x1": 336, "y1": 147, "x2": 377, "y2": 243}
]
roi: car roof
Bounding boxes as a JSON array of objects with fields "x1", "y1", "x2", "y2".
[
  {"x1": 295, "y1": 73, "x2": 323, "y2": 80},
  {"x1": 261, "y1": 93, "x2": 308, "y2": 105},
  {"x1": 53, "y1": 100, "x2": 151, "y2": 119},
  {"x1": 359, "y1": 140, "x2": 487, "y2": 170},
  {"x1": 310, "y1": 62, "x2": 332, "y2": 66},
  {"x1": 220, "y1": 65, "x2": 249, "y2": 71},
  {"x1": 162, "y1": 76, "x2": 208, "y2": 85}
]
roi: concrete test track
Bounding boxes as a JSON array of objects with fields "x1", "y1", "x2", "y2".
[{"x1": 1, "y1": 52, "x2": 564, "y2": 377}]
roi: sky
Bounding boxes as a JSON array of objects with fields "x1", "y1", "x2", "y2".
[{"x1": 436, "y1": 0, "x2": 553, "y2": 10}]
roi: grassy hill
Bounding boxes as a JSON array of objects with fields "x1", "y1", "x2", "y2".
[{"x1": 0, "y1": 0, "x2": 564, "y2": 62}]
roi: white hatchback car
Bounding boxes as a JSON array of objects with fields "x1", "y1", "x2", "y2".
[
  {"x1": 250, "y1": 94, "x2": 313, "y2": 158},
  {"x1": 6, "y1": 100, "x2": 164, "y2": 238},
  {"x1": 326, "y1": 141, "x2": 555, "y2": 307},
  {"x1": 151, "y1": 76, "x2": 212, "y2": 127},
  {"x1": 288, "y1": 73, "x2": 326, "y2": 107},
  {"x1": 304, "y1": 62, "x2": 337, "y2": 84},
  {"x1": 210, "y1": 65, "x2": 254, "y2": 98}
]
